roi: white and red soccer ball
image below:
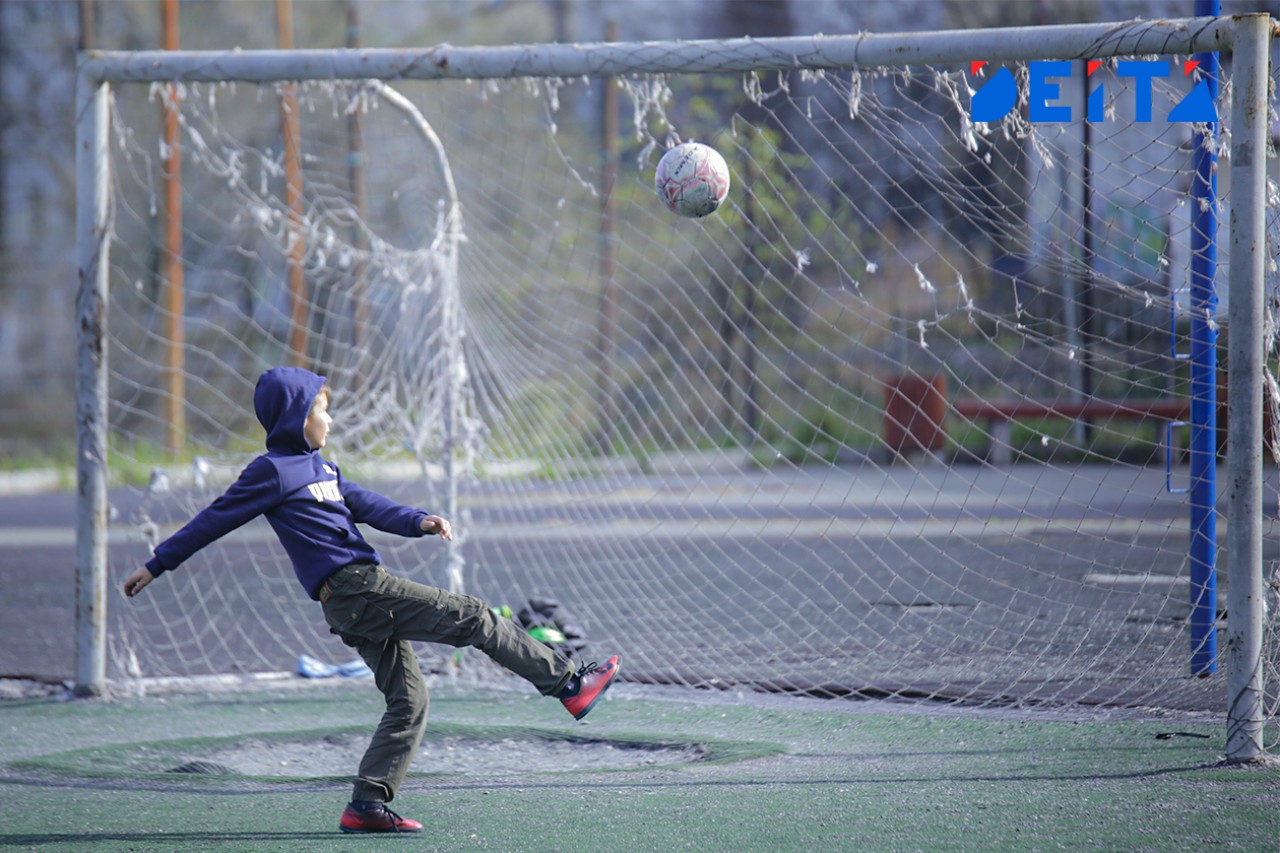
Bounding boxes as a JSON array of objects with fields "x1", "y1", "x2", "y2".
[{"x1": 654, "y1": 142, "x2": 730, "y2": 218}]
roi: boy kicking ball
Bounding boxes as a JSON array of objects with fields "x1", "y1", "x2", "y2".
[{"x1": 123, "y1": 366, "x2": 620, "y2": 834}]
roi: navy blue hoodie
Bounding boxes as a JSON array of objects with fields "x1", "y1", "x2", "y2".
[{"x1": 145, "y1": 367, "x2": 431, "y2": 600}]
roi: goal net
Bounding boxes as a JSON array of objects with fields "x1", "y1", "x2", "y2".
[{"x1": 81, "y1": 20, "x2": 1277, "y2": 738}]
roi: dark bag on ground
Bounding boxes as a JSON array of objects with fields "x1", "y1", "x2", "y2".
[{"x1": 516, "y1": 595, "x2": 589, "y2": 660}]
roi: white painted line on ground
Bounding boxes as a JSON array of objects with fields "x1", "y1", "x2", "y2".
[
  {"x1": 1083, "y1": 572, "x2": 1190, "y2": 585},
  {"x1": 4, "y1": 515, "x2": 1270, "y2": 547}
]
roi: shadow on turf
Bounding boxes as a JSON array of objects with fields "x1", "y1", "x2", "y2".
[
  {"x1": 0, "y1": 832, "x2": 329, "y2": 846},
  {"x1": 0, "y1": 751, "x2": 1225, "y2": 797}
]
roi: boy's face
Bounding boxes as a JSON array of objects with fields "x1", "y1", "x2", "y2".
[{"x1": 304, "y1": 391, "x2": 332, "y2": 450}]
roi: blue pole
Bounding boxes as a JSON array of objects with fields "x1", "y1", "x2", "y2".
[{"x1": 1188, "y1": 0, "x2": 1219, "y2": 676}]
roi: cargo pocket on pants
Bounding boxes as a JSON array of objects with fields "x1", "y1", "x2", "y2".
[{"x1": 323, "y1": 595, "x2": 391, "y2": 648}]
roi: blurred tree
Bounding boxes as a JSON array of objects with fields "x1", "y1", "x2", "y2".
[{"x1": 0, "y1": 1, "x2": 80, "y2": 453}]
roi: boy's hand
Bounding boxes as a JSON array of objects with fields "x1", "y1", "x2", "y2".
[
  {"x1": 123, "y1": 567, "x2": 155, "y2": 598},
  {"x1": 420, "y1": 515, "x2": 453, "y2": 541}
]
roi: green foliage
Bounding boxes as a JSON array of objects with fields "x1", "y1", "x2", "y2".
[
  {"x1": 759, "y1": 396, "x2": 881, "y2": 466},
  {"x1": 0, "y1": 442, "x2": 75, "y2": 473},
  {"x1": 479, "y1": 379, "x2": 600, "y2": 478},
  {"x1": 599, "y1": 75, "x2": 876, "y2": 461}
]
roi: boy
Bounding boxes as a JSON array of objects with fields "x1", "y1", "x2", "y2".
[{"x1": 123, "y1": 366, "x2": 620, "y2": 834}]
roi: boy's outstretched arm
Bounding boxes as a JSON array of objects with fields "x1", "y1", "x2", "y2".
[{"x1": 123, "y1": 566, "x2": 156, "y2": 598}]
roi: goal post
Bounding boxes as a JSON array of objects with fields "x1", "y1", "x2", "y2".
[
  {"x1": 75, "y1": 15, "x2": 1274, "y2": 761},
  {"x1": 73, "y1": 73, "x2": 111, "y2": 698},
  {"x1": 1224, "y1": 12, "x2": 1269, "y2": 764}
]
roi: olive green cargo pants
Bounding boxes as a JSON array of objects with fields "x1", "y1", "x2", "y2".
[{"x1": 319, "y1": 563, "x2": 575, "y2": 804}]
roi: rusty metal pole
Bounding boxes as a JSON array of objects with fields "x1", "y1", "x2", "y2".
[
  {"x1": 347, "y1": 0, "x2": 369, "y2": 382},
  {"x1": 276, "y1": 0, "x2": 307, "y2": 366},
  {"x1": 163, "y1": 0, "x2": 185, "y2": 456},
  {"x1": 594, "y1": 20, "x2": 619, "y2": 454}
]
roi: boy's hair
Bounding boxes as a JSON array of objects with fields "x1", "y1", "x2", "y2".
[{"x1": 311, "y1": 384, "x2": 332, "y2": 413}]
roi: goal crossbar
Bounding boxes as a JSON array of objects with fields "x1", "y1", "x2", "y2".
[{"x1": 75, "y1": 16, "x2": 1239, "y2": 84}]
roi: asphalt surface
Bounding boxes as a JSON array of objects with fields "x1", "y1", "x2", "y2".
[{"x1": 2, "y1": 463, "x2": 1277, "y2": 713}]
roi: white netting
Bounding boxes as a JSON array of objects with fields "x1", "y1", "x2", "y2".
[{"x1": 94, "y1": 40, "x2": 1277, "y2": 736}]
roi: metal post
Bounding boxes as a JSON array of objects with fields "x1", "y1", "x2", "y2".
[
  {"x1": 346, "y1": 0, "x2": 370, "y2": 386},
  {"x1": 1225, "y1": 12, "x2": 1270, "y2": 763},
  {"x1": 1188, "y1": 0, "x2": 1220, "y2": 676},
  {"x1": 162, "y1": 0, "x2": 186, "y2": 458},
  {"x1": 443, "y1": 234, "x2": 462, "y2": 597},
  {"x1": 1078, "y1": 64, "x2": 1096, "y2": 445},
  {"x1": 594, "y1": 20, "x2": 619, "y2": 455},
  {"x1": 441, "y1": 207, "x2": 463, "y2": 678},
  {"x1": 276, "y1": 0, "x2": 308, "y2": 367},
  {"x1": 74, "y1": 70, "x2": 111, "y2": 697}
]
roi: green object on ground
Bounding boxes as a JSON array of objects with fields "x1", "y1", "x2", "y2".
[{"x1": 528, "y1": 626, "x2": 567, "y2": 644}]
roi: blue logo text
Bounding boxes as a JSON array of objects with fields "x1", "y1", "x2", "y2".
[{"x1": 969, "y1": 60, "x2": 1216, "y2": 124}]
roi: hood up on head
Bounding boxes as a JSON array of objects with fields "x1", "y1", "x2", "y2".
[{"x1": 254, "y1": 366, "x2": 327, "y2": 454}]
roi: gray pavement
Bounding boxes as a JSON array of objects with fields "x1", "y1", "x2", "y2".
[{"x1": 1, "y1": 462, "x2": 1277, "y2": 715}]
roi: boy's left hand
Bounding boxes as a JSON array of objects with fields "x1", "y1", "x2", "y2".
[
  {"x1": 420, "y1": 515, "x2": 453, "y2": 541},
  {"x1": 123, "y1": 566, "x2": 155, "y2": 598}
]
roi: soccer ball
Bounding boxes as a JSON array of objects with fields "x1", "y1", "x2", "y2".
[{"x1": 654, "y1": 142, "x2": 730, "y2": 218}]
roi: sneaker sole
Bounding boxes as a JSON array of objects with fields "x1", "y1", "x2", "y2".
[
  {"x1": 339, "y1": 825, "x2": 424, "y2": 834},
  {"x1": 572, "y1": 664, "x2": 620, "y2": 720}
]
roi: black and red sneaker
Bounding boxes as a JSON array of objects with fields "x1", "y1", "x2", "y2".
[
  {"x1": 560, "y1": 655, "x2": 621, "y2": 721},
  {"x1": 339, "y1": 801, "x2": 424, "y2": 834}
]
